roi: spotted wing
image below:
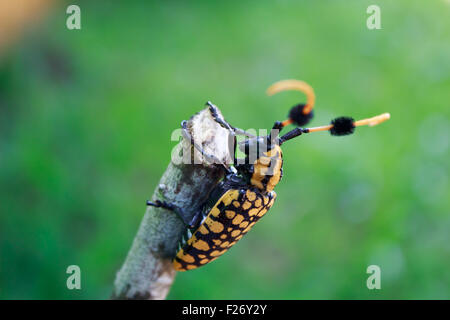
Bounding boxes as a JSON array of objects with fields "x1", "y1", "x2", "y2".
[{"x1": 173, "y1": 188, "x2": 276, "y2": 271}]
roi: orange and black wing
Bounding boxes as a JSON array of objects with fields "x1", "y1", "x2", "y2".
[{"x1": 173, "y1": 188, "x2": 276, "y2": 271}]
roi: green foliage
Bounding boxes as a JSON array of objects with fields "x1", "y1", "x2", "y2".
[{"x1": 0, "y1": 0, "x2": 448, "y2": 299}]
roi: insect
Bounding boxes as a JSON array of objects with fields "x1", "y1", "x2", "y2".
[{"x1": 147, "y1": 80, "x2": 390, "y2": 271}]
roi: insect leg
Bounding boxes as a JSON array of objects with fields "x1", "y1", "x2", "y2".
[
  {"x1": 206, "y1": 101, "x2": 256, "y2": 138},
  {"x1": 146, "y1": 199, "x2": 203, "y2": 230}
]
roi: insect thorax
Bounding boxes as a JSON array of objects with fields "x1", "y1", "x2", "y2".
[{"x1": 248, "y1": 144, "x2": 283, "y2": 193}]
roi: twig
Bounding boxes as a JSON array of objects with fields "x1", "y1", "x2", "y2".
[{"x1": 112, "y1": 106, "x2": 231, "y2": 299}]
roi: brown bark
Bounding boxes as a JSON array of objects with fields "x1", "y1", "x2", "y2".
[{"x1": 112, "y1": 106, "x2": 230, "y2": 299}]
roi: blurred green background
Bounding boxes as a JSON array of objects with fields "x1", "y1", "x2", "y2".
[{"x1": 0, "y1": 0, "x2": 449, "y2": 299}]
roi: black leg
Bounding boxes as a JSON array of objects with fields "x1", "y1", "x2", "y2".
[
  {"x1": 207, "y1": 101, "x2": 256, "y2": 138},
  {"x1": 207, "y1": 101, "x2": 257, "y2": 166},
  {"x1": 147, "y1": 199, "x2": 203, "y2": 230}
]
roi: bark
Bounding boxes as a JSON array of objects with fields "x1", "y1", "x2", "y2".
[{"x1": 112, "y1": 106, "x2": 230, "y2": 299}]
